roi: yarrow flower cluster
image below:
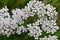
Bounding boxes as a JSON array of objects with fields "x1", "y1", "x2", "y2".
[
  {"x1": 40, "y1": 35, "x2": 58, "y2": 40},
  {"x1": 27, "y1": 21, "x2": 42, "y2": 38},
  {"x1": 16, "y1": 25, "x2": 27, "y2": 35},
  {"x1": 0, "y1": 0, "x2": 59, "y2": 40}
]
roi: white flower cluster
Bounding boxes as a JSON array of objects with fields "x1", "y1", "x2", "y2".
[
  {"x1": 12, "y1": 8, "x2": 30, "y2": 25},
  {"x1": 40, "y1": 35, "x2": 58, "y2": 40},
  {"x1": 41, "y1": 19, "x2": 59, "y2": 34},
  {"x1": 16, "y1": 25, "x2": 27, "y2": 35},
  {"x1": 27, "y1": 20, "x2": 42, "y2": 38},
  {"x1": 0, "y1": 6, "x2": 19, "y2": 37},
  {"x1": 0, "y1": 0, "x2": 59, "y2": 40},
  {"x1": 21, "y1": 0, "x2": 59, "y2": 40},
  {"x1": 0, "y1": 6, "x2": 10, "y2": 18}
]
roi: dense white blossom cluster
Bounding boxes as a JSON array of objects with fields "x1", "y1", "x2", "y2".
[
  {"x1": 41, "y1": 19, "x2": 59, "y2": 34},
  {"x1": 0, "y1": 0, "x2": 59, "y2": 40},
  {"x1": 12, "y1": 8, "x2": 29, "y2": 25},
  {"x1": 0, "y1": 6, "x2": 19, "y2": 37},
  {"x1": 27, "y1": 21, "x2": 42, "y2": 38},
  {"x1": 23, "y1": 0, "x2": 59, "y2": 39},
  {"x1": 40, "y1": 35, "x2": 58, "y2": 40},
  {"x1": 16, "y1": 25, "x2": 27, "y2": 35}
]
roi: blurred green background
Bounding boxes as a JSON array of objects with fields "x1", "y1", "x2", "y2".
[{"x1": 0, "y1": 0, "x2": 60, "y2": 40}]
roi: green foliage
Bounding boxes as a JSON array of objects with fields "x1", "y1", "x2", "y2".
[
  {"x1": 55, "y1": 30, "x2": 60, "y2": 40},
  {"x1": 0, "y1": 0, "x2": 30, "y2": 9}
]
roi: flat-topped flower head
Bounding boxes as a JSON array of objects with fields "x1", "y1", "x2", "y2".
[
  {"x1": 40, "y1": 35, "x2": 58, "y2": 40},
  {"x1": 16, "y1": 25, "x2": 27, "y2": 35},
  {"x1": 27, "y1": 23, "x2": 42, "y2": 39},
  {"x1": 0, "y1": 0, "x2": 59, "y2": 40}
]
